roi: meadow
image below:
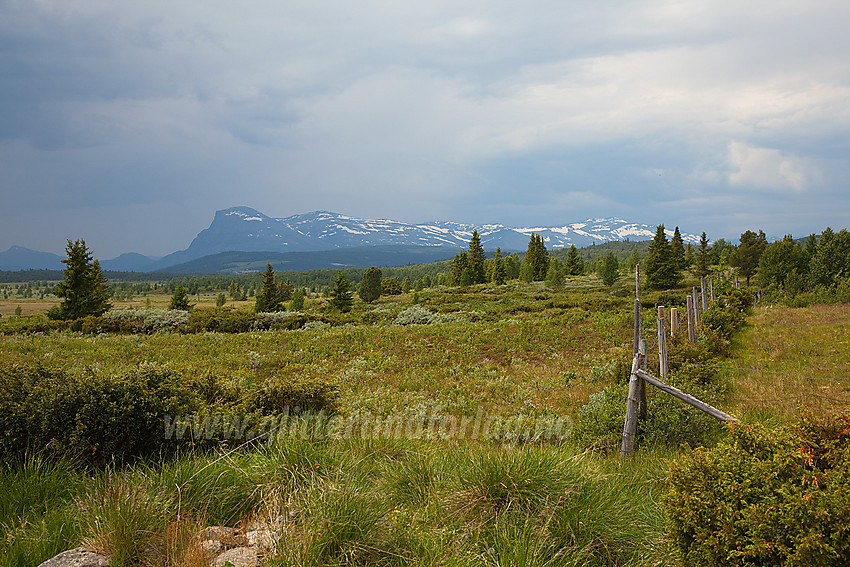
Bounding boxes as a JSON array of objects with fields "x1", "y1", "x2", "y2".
[{"x1": 1, "y1": 274, "x2": 847, "y2": 566}]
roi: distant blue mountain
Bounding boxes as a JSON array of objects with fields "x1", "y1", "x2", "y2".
[
  {"x1": 0, "y1": 246, "x2": 63, "y2": 271},
  {"x1": 100, "y1": 253, "x2": 161, "y2": 272},
  {"x1": 4, "y1": 207, "x2": 700, "y2": 273}
]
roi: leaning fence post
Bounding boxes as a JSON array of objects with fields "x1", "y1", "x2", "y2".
[
  {"x1": 657, "y1": 306, "x2": 669, "y2": 382},
  {"x1": 686, "y1": 294, "x2": 696, "y2": 343},
  {"x1": 710, "y1": 279, "x2": 715, "y2": 303},
  {"x1": 700, "y1": 278, "x2": 708, "y2": 310}
]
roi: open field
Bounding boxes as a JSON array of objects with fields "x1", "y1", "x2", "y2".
[
  {"x1": 724, "y1": 303, "x2": 850, "y2": 420},
  {"x1": 1, "y1": 277, "x2": 848, "y2": 566}
]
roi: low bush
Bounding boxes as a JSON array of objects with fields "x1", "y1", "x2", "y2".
[
  {"x1": 665, "y1": 414, "x2": 850, "y2": 566},
  {"x1": 0, "y1": 363, "x2": 199, "y2": 463},
  {"x1": 571, "y1": 377, "x2": 725, "y2": 453}
]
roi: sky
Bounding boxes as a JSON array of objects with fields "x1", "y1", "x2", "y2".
[{"x1": 1, "y1": 0, "x2": 849, "y2": 258}]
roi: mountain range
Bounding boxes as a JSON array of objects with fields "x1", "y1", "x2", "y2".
[{"x1": 0, "y1": 207, "x2": 699, "y2": 274}]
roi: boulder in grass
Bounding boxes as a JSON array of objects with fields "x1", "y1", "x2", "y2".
[{"x1": 38, "y1": 548, "x2": 109, "y2": 567}]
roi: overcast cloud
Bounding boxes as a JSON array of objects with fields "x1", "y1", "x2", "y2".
[{"x1": 1, "y1": 0, "x2": 848, "y2": 257}]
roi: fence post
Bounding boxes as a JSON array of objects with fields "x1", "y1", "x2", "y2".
[
  {"x1": 621, "y1": 354, "x2": 642, "y2": 458},
  {"x1": 657, "y1": 306, "x2": 668, "y2": 382},
  {"x1": 710, "y1": 279, "x2": 715, "y2": 303},
  {"x1": 692, "y1": 287, "x2": 701, "y2": 326},
  {"x1": 670, "y1": 307, "x2": 679, "y2": 336},
  {"x1": 701, "y1": 278, "x2": 708, "y2": 310},
  {"x1": 686, "y1": 294, "x2": 696, "y2": 343}
]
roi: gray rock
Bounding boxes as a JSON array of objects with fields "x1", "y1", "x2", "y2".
[
  {"x1": 212, "y1": 546, "x2": 258, "y2": 567},
  {"x1": 38, "y1": 548, "x2": 109, "y2": 567}
]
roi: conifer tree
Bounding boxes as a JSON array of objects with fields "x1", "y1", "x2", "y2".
[
  {"x1": 670, "y1": 226, "x2": 685, "y2": 270},
  {"x1": 644, "y1": 225, "x2": 681, "y2": 290},
  {"x1": 732, "y1": 230, "x2": 767, "y2": 286},
  {"x1": 358, "y1": 266, "x2": 383, "y2": 304},
  {"x1": 168, "y1": 283, "x2": 191, "y2": 310},
  {"x1": 48, "y1": 239, "x2": 111, "y2": 320},
  {"x1": 256, "y1": 264, "x2": 281, "y2": 312},
  {"x1": 290, "y1": 288, "x2": 305, "y2": 311},
  {"x1": 487, "y1": 247, "x2": 507, "y2": 285},
  {"x1": 696, "y1": 232, "x2": 711, "y2": 278},
  {"x1": 329, "y1": 270, "x2": 354, "y2": 312},
  {"x1": 522, "y1": 233, "x2": 549, "y2": 281},
  {"x1": 684, "y1": 243, "x2": 695, "y2": 270},
  {"x1": 564, "y1": 245, "x2": 584, "y2": 276},
  {"x1": 450, "y1": 250, "x2": 471, "y2": 286},
  {"x1": 504, "y1": 253, "x2": 521, "y2": 280},
  {"x1": 545, "y1": 258, "x2": 565, "y2": 288},
  {"x1": 467, "y1": 230, "x2": 486, "y2": 284},
  {"x1": 278, "y1": 278, "x2": 293, "y2": 302},
  {"x1": 599, "y1": 252, "x2": 620, "y2": 286}
]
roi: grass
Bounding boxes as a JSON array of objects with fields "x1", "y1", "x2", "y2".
[
  {"x1": 2, "y1": 276, "x2": 849, "y2": 565},
  {"x1": 724, "y1": 303, "x2": 850, "y2": 421}
]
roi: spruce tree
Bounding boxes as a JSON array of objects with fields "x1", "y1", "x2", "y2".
[
  {"x1": 256, "y1": 264, "x2": 281, "y2": 312},
  {"x1": 48, "y1": 239, "x2": 111, "y2": 320},
  {"x1": 504, "y1": 253, "x2": 521, "y2": 280},
  {"x1": 522, "y1": 233, "x2": 549, "y2": 281},
  {"x1": 488, "y1": 247, "x2": 507, "y2": 285},
  {"x1": 670, "y1": 226, "x2": 685, "y2": 270},
  {"x1": 450, "y1": 250, "x2": 471, "y2": 286},
  {"x1": 644, "y1": 225, "x2": 681, "y2": 290},
  {"x1": 358, "y1": 266, "x2": 383, "y2": 304},
  {"x1": 329, "y1": 270, "x2": 354, "y2": 312},
  {"x1": 565, "y1": 245, "x2": 584, "y2": 276},
  {"x1": 599, "y1": 252, "x2": 620, "y2": 286},
  {"x1": 290, "y1": 288, "x2": 305, "y2": 311},
  {"x1": 168, "y1": 283, "x2": 191, "y2": 310},
  {"x1": 278, "y1": 278, "x2": 293, "y2": 302},
  {"x1": 467, "y1": 230, "x2": 486, "y2": 284},
  {"x1": 545, "y1": 258, "x2": 565, "y2": 288},
  {"x1": 696, "y1": 232, "x2": 711, "y2": 278}
]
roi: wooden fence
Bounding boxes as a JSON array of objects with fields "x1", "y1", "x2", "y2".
[{"x1": 621, "y1": 268, "x2": 738, "y2": 458}]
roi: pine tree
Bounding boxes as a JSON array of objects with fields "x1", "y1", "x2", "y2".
[
  {"x1": 696, "y1": 232, "x2": 711, "y2": 278},
  {"x1": 256, "y1": 264, "x2": 281, "y2": 312},
  {"x1": 670, "y1": 226, "x2": 685, "y2": 270},
  {"x1": 48, "y1": 239, "x2": 111, "y2": 320},
  {"x1": 467, "y1": 230, "x2": 486, "y2": 284},
  {"x1": 168, "y1": 283, "x2": 191, "y2": 310},
  {"x1": 564, "y1": 245, "x2": 584, "y2": 276},
  {"x1": 358, "y1": 266, "x2": 383, "y2": 304},
  {"x1": 732, "y1": 230, "x2": 768, "y2": 286},
  {"x1": 215, "y1": 292, "x2": 227, "y2": 308},
  {"x1": 329, "y1": 270, "x2": 353, "y2": 312},
  {"x1": 644, "y1": 225, "x2": 681, "y2": 290}
]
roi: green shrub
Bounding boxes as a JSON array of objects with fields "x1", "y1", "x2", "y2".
[
  {"x1": 571, "y1": 379, "x2": 725, "y2": 453},
  {"x1": 244, "y1": 374, "x2": 340, "y2": 415},
  {"x1": 664, "y1": 414, "x2": 850, "y2": 566},
  {"x1": 0, "y1": 363, "x2": 198, "y2": 463}
]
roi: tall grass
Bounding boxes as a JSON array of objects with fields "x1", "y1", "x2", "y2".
[{"x1": 0, "y1": 454, "x2": 82, "y2": 567}]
